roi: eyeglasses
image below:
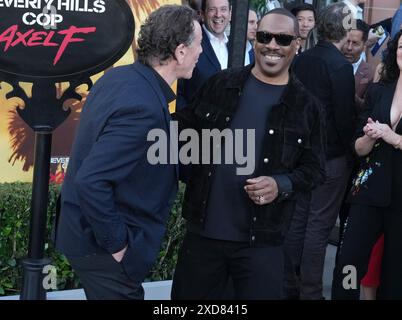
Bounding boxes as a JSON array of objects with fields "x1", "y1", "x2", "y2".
[{"x1": 256, "y1": 31, "x2": 298, "y2": 46}]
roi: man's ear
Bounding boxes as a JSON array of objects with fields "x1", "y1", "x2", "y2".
[
  {"x1": 175, "y1": 43, "x2": 187, "y2": 65},
  {"x1": 295, "y1": 37, "x2": 302, "y2": 53}
]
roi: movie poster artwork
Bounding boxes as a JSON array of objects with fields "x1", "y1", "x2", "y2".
[{"x1": 0, "y1": 0, "x2": 181, "y2": 183}]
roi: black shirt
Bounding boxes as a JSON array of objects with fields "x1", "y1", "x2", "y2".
[
  {"x1": 150, "y1": 67, "x2": 176, "y2": 104},
  {"x1": 188, "y1": 74, "x2": 286, "y2": 241}
]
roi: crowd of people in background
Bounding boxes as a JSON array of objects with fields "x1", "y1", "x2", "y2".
[{"x1": 55, "y1": 0, "x2": 402, "y2": 300}]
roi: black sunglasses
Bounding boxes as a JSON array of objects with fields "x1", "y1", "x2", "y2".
[{"x1": 256, "y1": 31, "x2": 298, "y2": 46}]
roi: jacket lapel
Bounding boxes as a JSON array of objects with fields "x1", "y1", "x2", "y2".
[
  {"x1": 131, "y1": 62, "x2": 179, "y2": 177},
  {"x1": 380, "y1": 82, "x2": 397, "y2": 125},
  {"x1": 201, "y1": 28, "x2": 222, "y2": 72}
]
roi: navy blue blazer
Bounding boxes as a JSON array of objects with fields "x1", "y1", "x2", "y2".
[
  {"x1": 55, "y1": 61, "x2": 178, "y2": 283},
  {"x1": 176, "y1": 27, "x2": 223, "y2": 110}
]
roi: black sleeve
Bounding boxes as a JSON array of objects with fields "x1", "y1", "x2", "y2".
[
  {"x1": 331, "y1": 64, "x2": 357, "y2": 155},
  {"x1": 287, "y1": 99, "x2": 327, "y2": 194},
  {"x1": 354, "y1": 84, "x2": 377, "y2": 141}
]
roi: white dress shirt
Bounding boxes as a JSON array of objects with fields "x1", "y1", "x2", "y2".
[
  {"x1": 203, "y1": 25, "x2": 229, "y2": 70},
  {"x1": 352, "y1": 54, "x2": 364, "y2": 75},
  {"x1": 244, "y1": 41, "x2": 253, "y2": 66}
]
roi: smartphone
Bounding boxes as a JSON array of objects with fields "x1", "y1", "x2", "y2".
[{"x1": 374, "y1": 25, "x2": 385, "y2": 37}]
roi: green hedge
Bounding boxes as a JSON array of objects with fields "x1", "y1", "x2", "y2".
[{"x1": 0, "y1": 182, "x2": 186, "y2": 296}]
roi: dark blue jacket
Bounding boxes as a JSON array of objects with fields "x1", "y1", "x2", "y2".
[
  {"x1": 55, "y1": 61, "x2": 178, "y2": 283},
  {"x1": 176, "y1": 27, "x2": 222, "y2": 110}
]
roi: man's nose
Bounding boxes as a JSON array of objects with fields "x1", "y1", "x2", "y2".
[
  {"x1": 215, "y1": 9, "x2": 223, "y2": 16},
  {"x1": 266, "y1": 38, "x2": 280, "y2": 49}
]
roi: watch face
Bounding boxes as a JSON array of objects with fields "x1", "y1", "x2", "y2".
[{"x1": 0, "y1": 0, "x2": 135, "y2": 81}]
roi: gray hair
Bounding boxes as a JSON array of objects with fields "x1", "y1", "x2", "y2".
[
  {"x1": 137, "y1": 5, "x2": 199, "y2": 66},
  {"x1": 317, "y1": 2, "x2": 350, "y2": 42}
]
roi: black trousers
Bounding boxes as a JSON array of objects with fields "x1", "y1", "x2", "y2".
[
  {"x1": 171, "y1": 232, "x2": 284, "y2": 300},
  {"x1": 331, "y1": 204, "x2": 402, "y2": 300},
  {"x1": 283, "y1": 156, "x2": 351, "y2": 300},
  {"x1": 336, "y1": 162, "x2": 360, "y2": 264},
  {"x1": 68, "y1": 253, "x2": 144, "y2": 300}
]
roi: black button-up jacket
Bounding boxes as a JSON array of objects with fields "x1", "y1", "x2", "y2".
[{"x1": 174, "y1": 65, "x2": 327, "y2": 246}]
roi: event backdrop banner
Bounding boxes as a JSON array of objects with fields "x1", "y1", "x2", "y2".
[
  {"x1": 0, "y1": 0, "x2": 135, "y2": 81},
  {"x1": 0, "y1": 0, "x2": 180, "y2": 183}
]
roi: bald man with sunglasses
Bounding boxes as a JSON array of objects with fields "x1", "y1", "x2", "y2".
[{"x1": 171, "y1": 9, "x2": 326, "y2": 300}]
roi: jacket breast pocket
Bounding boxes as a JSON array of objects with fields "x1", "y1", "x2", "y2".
[
  {"x1": 194, "y1": 102, "x2": 220, "y2": 125},
  {"x1": 282, "y1": 128, "x2": 309, "y2": 168}
]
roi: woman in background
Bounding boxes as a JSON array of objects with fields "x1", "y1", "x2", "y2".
[{"x1": 332, "y1": 30, "x2": 402, "y2": 300}]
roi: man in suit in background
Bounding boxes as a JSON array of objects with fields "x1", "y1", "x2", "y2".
[
  {"x1": 342, "y1": 19, "x2": 374, "y2": 111},
  {"x1": 176, "y1": 0, "x2": 231, "y2": 110},
  {"x1": 284, "y1": 2, "x2": 356, "y2": 300},
  {"x1": 55, "y1": 5, "x2": 202, "y2": 300},
  {"x1": 245, "y1": 7, "x2": 258, "y2": 66},
  {"x1": 336, "y1": 19, "x2": 374, "y2": 259}
]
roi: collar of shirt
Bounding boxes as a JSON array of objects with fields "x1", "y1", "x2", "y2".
[
  {"x1": 244, "y1": 41, "x2": 253, "y2": 66},
  {"x1": 149, "y1": 67, "x2": 176, "y2": 104},
  {"x1": 202, "y1": 24, "x2": 229, "y2": 45},
  {"x1": 202, "y1": 24, "x2": 229, "y2": 69},
  {"x1": 352, "y1": 54, "x2": 364, "y2": 75}
]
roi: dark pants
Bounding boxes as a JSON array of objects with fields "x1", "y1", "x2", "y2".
[
  {"x1": 336, "y1": 162, "x2": 360, "y2": 264},
  {"x1": 171, "y1": 232, "x2": 284, "y2": 300},
  {"x1": 284, "y1": 156, "x2": 351, "y2": 300},
  {"x1": 332, "y1": 204, "x2": 402, "y2": 300},
  {"x1": 68, "y1": 253, "x2": 144, "y2": 300}
]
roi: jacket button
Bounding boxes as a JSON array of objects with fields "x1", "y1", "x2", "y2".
[
  {"x1": 264, "y1": 158, "x2": 269, "y2": 164},
  {"x1": 225, "y1": 117, "x2": 230, "y2": 122},
  {"x1": 298, "y1": 139, "x2": 302, "y2": 144},
  {"x1": 208, "y1": 171, "x2": 212, "y2": 177},
  {"x1": 251, "y1": 236, "x2": 256, "y2": 241},
  {"x1": 253, "y1": 217, "x2": 257, "y2": 222},
  {"x1": 269, "y1": 129, "x2": 274, "y2": 135},
  {"x1": 206, "y1": 113, "x2": 210, "y2": 118}
]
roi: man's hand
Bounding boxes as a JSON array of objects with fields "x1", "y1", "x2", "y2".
[
  {"x1": 366, "y1": 28, "x2": 381, "y2": 48},
  {"x1": 112, "y1": 245, "x2": 128, "y2": 263},
  {"x1": 244, "y1": 176, "x2": 278, "y2": 205}
]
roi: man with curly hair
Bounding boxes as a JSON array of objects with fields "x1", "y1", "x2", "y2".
[{"x1": 55, "y1": 5, "x2": 202, "y2": 300}]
